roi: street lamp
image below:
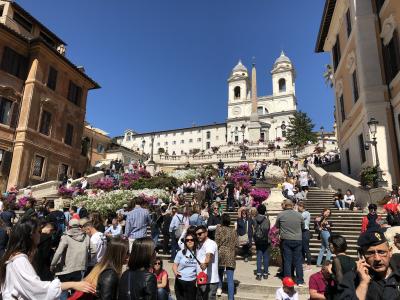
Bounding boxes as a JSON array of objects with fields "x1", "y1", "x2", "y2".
[
  {"x1": 365, "y1": 117, "x2": 387, "y2": 187},
  {"x1": 320, "y1": 126, "x2": 325, "y2": 149},
  {"x1": 240, "y1": 124, "x2": 246, "y2": 160}
]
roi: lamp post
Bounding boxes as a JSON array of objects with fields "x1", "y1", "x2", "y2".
[
  {"x1": 240, "y1": 124, "x2": 246, "y2": 160},
  {"x1": 320, "y1": 126, "x2": 325, "y2": 149},
  {"x1": 365, "y1": 117, "x2": 387, "y2": 187}
]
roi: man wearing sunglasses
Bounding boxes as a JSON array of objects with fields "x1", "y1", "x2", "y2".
[
  {"x1": 195, "y1": 225, "x2": 219, "y2": 300},
  {"x1": 353, "y1": 230, "x2": 400, "y2": 300}
]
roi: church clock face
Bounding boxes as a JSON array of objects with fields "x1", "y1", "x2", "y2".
[{"x1": 233, "y1": 106, "x2": 241, "y2": 116}]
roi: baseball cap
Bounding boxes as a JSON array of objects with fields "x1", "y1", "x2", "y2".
[
  {"x1": 69, "y1": 218, "x2": 80, "y2": 228},
  {"x1": 282, "y1": 277, "x2": 295, "y2": 287}
]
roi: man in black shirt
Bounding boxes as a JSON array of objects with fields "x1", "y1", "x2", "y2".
[
  {"x1": 46, "y1": 202, "x2": 65, "y2": 245},
  {"x1": 225, "y1": 179, "x2": 235, "y2": 211},
  {"x1": 217, "y1": 159, "x2": 225, "y2": 178}
]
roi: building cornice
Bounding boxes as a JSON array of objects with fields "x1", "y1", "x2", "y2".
[{"x1": 315, "y1": 0, "x2": 337, "y2": 53}]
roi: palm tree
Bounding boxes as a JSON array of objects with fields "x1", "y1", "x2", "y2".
[{"x1": 323, "y1": 64, "x2": 334, "y2": 88}]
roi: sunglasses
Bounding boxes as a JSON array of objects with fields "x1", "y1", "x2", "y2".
[
  {"x1": 154, "y1": 262, "x2": 161, "y2": 265},
  {"x1": 185, "y1": 239, "x2": 194, "y2": 242},
  {"x1": 196, "y1": 231, "x2": 205, "y2": 236}
]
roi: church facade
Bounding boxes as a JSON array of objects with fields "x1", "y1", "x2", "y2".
[{"x1": 120, "y1": 52, "x2": 297, "y2": 157}]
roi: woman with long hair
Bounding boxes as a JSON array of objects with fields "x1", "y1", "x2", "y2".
[
  {"x1": 215, "y1": 213, "x2": 237, "y2": 299},
  {"x1": 83, "y1": 237, "x2": 129, "y2": 299},
  {"x1": 236, "y1": 207, "x2": 253, "y2": 262},
  {"x1": 316, "y1": 208, "x2": 333, "y2": 267},
  {"x1": 118, "y1": 237, "x2": 157, "y2": 300},
  {"x1": 0, "y1": 219, "x2": 95, "y2": 299},
  {"x1": 150, "y1": 257, "x2": 170, "y2": 300},
  {"x1": 90, "y1": 212, "x2": 105, "y2": 233},
  {"x1": 172, "y1": 232, "x2": 197, "y2": 300}
]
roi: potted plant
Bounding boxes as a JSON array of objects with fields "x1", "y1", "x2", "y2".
[
  {"x1": 268, "y1": 226, "x2": 282, "y2": 267},
  {"x1": 360, "y1": 166, "x2": 378, "y2": 188}
]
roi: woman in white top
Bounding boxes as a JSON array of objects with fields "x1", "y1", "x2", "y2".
[
  {"x1": 343, "y1": 189, "x2": 356, "y2": 210},
  {"x1": 0, "y1": 219, "x2": 95, "y2": 300}
]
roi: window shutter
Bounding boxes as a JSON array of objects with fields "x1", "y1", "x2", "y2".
[
  {"x1": 1, "y1": 151, "x2": 12, "y2": 176},
  {"x1": 9, "y1": 102, "x2": 19, "y2": 129}
]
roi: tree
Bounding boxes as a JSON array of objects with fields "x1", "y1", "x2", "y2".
[
  {"x1": 285, "y1": 111, "x2": 318, "y2": 148},
  {"x1": 323, "y1": 64, "x2": 334, "y2": 88}
]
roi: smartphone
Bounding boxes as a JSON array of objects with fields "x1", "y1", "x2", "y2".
[{"x1": 357, "y1": 248, "x2": 364, "y2": 260}]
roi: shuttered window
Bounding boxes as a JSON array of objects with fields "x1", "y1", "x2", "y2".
[{"x1": 1, "y1": 47, "x2": 28, "y2": 80}]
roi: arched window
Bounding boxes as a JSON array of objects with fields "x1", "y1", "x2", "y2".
[
  {"x1": 234, "y1": 86, "x2": 241, "y2": 99},
  {"x1": 257, "y1": 107, "x2": 264, "y2": 115},
  {"x1": 278, "y1": 78, "x2": 286, "y2": 92}
]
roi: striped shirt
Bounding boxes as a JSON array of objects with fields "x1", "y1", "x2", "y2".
[{"x1": 124, "y1": 206, "x2": 151, "y2": 239}]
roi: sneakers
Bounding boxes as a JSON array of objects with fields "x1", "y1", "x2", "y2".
[
  {"x1": 263, "y1": 275, "x2": 268, "y2": 280},
  {"x1": 297, "y1": 283, "x2": 306, "y2": 287},
  {"x1": 256, "y1": 275, "x2": 262, "y2": 281},
  {"x1": 244, "y1": 257, "x2": 249, "y2": 262},
  {"x1": 216, "y1": 288, "x2": 222, "y2": 297}
]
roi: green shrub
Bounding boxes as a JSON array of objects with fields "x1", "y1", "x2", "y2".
[
  {"x1": 360, "y1": 166, "x2": 378, "y2": 188},
  {"x1": 130, "y1": 176, "x2": 179, "y2": 190}
]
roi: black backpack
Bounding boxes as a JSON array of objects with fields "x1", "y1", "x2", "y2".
[{"x1": 254, "y1": 217, "x2": 270, "y2": 243}]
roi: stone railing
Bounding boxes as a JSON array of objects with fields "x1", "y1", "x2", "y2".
[
  {"x1": 155, "y1": 144, "x2": 320, "y2": 166},
  {"x1": 308, "y1": 164, "x2": 389, "y2": 209}
]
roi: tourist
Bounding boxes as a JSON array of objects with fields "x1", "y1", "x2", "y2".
[
  {"x1": 297, "y1": 201, "x2": 312, "y2": 270},
  {"x1": 161, "y1": 205, "x2": 173, "y2": 255},
  {"x1": 69, "y1": 206, "x2": 80, "y2": 220},
  {"x1": 387, "y1": 203, "x2": 400, "y2": 226},
  {"x1": 207, "y1": 204, "x2": 221, "y2": 240},
  {"x1": 218, "y1": 159, "x2": 225, "y2": 177},
  {"x1": 150, "y1": 206, "x2": 163, "y2": 248},
  {"x1": 33, "y1": 221, "x2": 55, "y2": 281},
  {"x1": 299, "y1": 169, "x2": 309, "y2": 194},
  {"x1": 124, "y1": 196, "x2": 151, "y2": 251},
  {"x1": 151, "y1": 257, "x2": 170, "y2": 300},
  {"x1": 51, "y1": 218, "x2": 90, "y2": 299},
  {"x1": 282, "y1": 177, "x2": 295, "y2": 201},
  {"x1": 173, "y1": 232, "x2": 197, "y2": 300},
  {"x1": 195, "y1": 225, "x2": 219, "y2": 300},
  {"x1": 0, "y1": 219, "x2": 8, "y2": 258},
  {"x1": 361, "y1": 204, "x2": 381, "y2": 233},
  {"x1": 236, "y1": 207, "x2": 253, "y2": 262},
  {"x1": 189, "y1": 205, "x2": 206, "y2": 226},
  {"x1": 275, "y1": 200, "x2": 305, "y2": 286},
  {"x1": 225, "y1": 178, "x2": 235, "y2": 211},
  {"x1": 20, "y1": 198, "x2": 37, "y2": 222},
  {"x1": 327, "y1": 234, "x2": 356, "y2": 296},
  {"x1": 333, "y1": 189, "x2": 345, "y2": 210},
  {"x1": 104, "y1": 218, "x2": 123, "y2": 237},
  {"x1": 315, "y1": 209, "x2": 333, "y2": 267},
  {"x1": 253, "y1": 204, "x2": 270, "y2": 280},
  {"x1": 118, "y1": 237, "x2": 157, "y2": 300},
  {"x1": 215, "y1": 213, "x2": 237, "y2": 299},
  {"x1": 308, "y1": 261, "x2": 331, "y2": 300},
  {"x1": 78, "y1": 237, "x2": 129, "y2": 300},
  {"x1": 0, "y1": 219, "x2": 95, "y2": 299},
  {"x1": 343, "y1": 189, "x2": 355, "y2": 210},
  {"x1": 46, "y1": 201, "x2": 66, "y2": 244},
  {"x1": 81, "y1": 219, "x2": 107, "y2": 274},
  {"x1": 90, "y1": 211, "x2": 106, "y2": 233},
  {"x1": 275, "y1": 277, "x2": 299, "y2": 300},
  {"x1": 0, "y1": 200, "x2": 15, "y2": 228},
  {"x1": 169, "y1": 206, "x2": 188, "y2": 260}
]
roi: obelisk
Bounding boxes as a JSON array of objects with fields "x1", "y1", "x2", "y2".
[{"x1": 248, "y1": 62, "x2": 261, "y2": 142}]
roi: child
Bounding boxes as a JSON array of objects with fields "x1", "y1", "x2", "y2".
[{"x1": 275, "y1": 277, "x2": 298, "y2": 300}]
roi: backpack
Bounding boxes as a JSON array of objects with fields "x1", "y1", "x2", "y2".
[
  {"x1": 254, "y1": 217, "x2": 270, "y2": 243},
  {"x1": 174, "y1": 215, "x2": 186, "y2": 239}
]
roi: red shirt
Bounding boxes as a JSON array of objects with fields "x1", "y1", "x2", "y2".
[
  {"x1": 71, "y1": 213, "x2": 80, "y2": 220},
  {"x1": 309, "y1": 271, "x2": 328, "y2": 295},
  {"x1": 153, "y1": 269, "x2": 169, "y2": 292}
]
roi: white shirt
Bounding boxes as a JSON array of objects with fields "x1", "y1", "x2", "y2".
[
  {"x1": 299, "y1": 171, "x2": 308, "y2": 187},
  {"x1": 105, "y1": 224, "x2": 122, "y2": 237},
  {"x1": 196, "y1": 238, "x2": 219, "y2": 284},
  {"x1": 0, "y1": 200, "x2": 3, "y2": 212},
  {"x1": 1, "y1": 254, "x2": 61, "y2": 300},
  {"x1": 275, "y1": 287, "x2": 298, "y2": 300},
  {"x1": 90, "y1": 232, "x2": 106, "y2": 266},
  {"x1": 344, "y1": 194, "x2": 355, "y2": 203},
  {"x1": 283, "y1": 182, "x2": 294, "y2": 196}
]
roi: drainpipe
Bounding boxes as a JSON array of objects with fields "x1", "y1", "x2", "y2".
[{"x1": 376, "y1": 10, "x2": 400, "y2": 184}]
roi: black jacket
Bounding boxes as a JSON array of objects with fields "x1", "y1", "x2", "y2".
[
  {"x1": 117, "y1": 270, "x2": 157, "y2": 300},
  {"x1": 96, "y1": 268, "x2": 119, "y2": 300}
]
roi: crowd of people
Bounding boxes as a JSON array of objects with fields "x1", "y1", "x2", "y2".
[{"x1": 0, "y1": 158, "x2": 399, "y2": 300}]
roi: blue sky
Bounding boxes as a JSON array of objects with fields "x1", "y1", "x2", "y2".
[{"x1": 19, "y1": 0, "x2": 333, "y2": 137}]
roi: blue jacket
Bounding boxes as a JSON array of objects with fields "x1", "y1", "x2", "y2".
[{"x1": 236, "y1": 217, "x2": 253, "y2": 242}]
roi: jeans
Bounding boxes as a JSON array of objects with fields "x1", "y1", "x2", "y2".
[
  {"x1": 171, "y1": 233, "x2": 179, "y2": 260},
  {"x1": 151, "y1": 227, "x2": 160, "y2": 248},
  {"x1": 227, "y1": 196, "x2": 234, "y2": 210},
  {"x1": 335, "y1": 199, "x2": 345, "y2": 209},
  {"x1": 218, "y1": 267, "x2": 234, "y2": 300},
  {"x1": 157, "y1": 288, "x2": 169, "y2": 300},
  {"x1": 256, "y1": 248, "x2": 269, "y2": 275},
  {"x1": 197, "y1": 283, "x2": 219, "y2": 300},
  {"x1": 317, "y1": 230, "x2": 332, "y2": 265},
  {"x1": 302, "y1": 230, "x2": 312, "y2": 265},
  {"x1": 218, "y1": 169, "x2": 225, "y2": 177},
  {"x1": 281, "y1": 239, "x2": 304, "y2": 284}
]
